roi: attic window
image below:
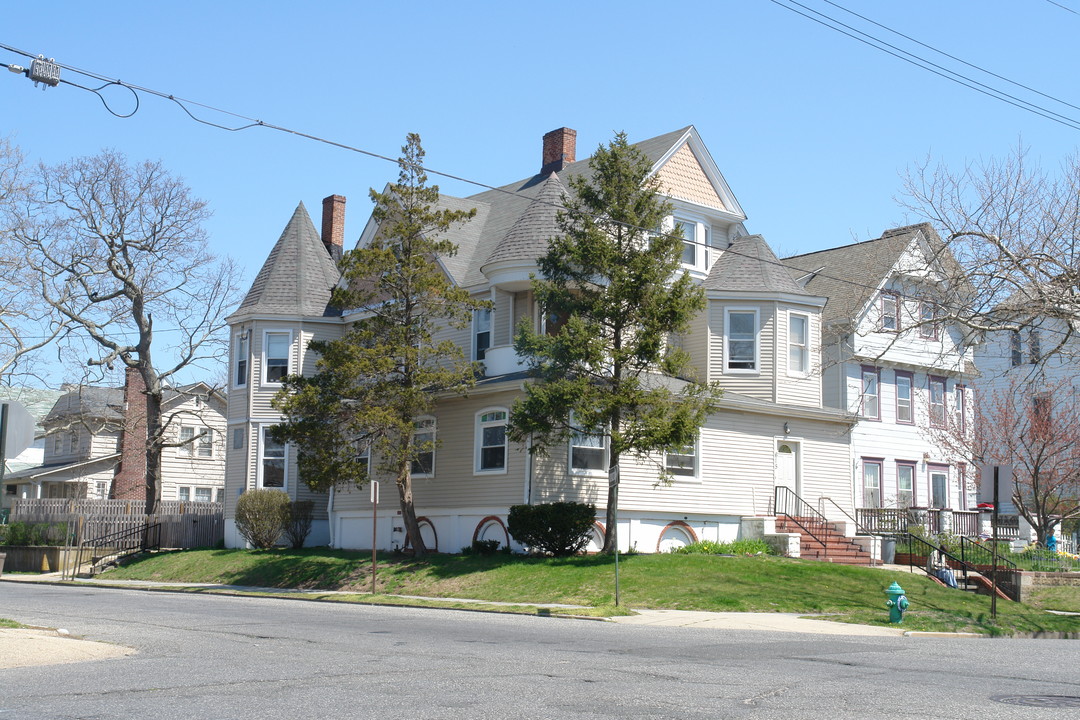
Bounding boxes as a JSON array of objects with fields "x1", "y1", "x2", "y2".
[{"x1": 881, "y1": 293, "x2": 900, "y2": 332}]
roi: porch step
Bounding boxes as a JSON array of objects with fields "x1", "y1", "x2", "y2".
[{"x1": 776, "y1": 517, "x2": 873, "y2": 566}]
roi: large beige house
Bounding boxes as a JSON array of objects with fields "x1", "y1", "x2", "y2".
[{"x1": 224, "y1": 126, "x2": 860, "y2": 553}]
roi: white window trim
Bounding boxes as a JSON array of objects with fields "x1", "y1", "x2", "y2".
[
  {"x1": 257, "y1": 424, "x2": 288, "y2": 491},
  {"x1": 473, "y1": 308, "x2": 492, "y2": 362},
  {"x1": 474, "y1": 407, "x2": 509, "y2": 475},
  {"x1": 411, "y1": 416, "x2": 436, "y2": 479},
  {"x1": 665, "y1": 435, "x2": 700, "y2": 481},
  {"x1": 787, "y1": 311, "x2": 810, "y2": 377},
  {"x1": 233, "y1": 331, "x2": 250, "y2": 389},
  {"x1": 568, "y1": 413, "x2": 608, "y2": 477},
  {"x1": 178, "y1": 426, "x2": 196, "y2": 458},
  {"x1": 672, "y1": 214, "x2": 712, "y2": 273},
  {"x1": 724, "y1": 307, "x2": 760, "y2": 375},
  {"x1": 261, "y1": 329, "x2": 294, "y2": 387}
]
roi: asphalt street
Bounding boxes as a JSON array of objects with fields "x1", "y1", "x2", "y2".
[{"x1": 2, "y1": 581, "x2": 1079, "y2": 719}]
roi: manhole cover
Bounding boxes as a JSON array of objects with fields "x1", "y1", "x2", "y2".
[{"x1": 992, "y1": 696, "x2": 1080, "y2": 708}]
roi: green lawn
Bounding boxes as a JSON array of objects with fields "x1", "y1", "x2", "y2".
[{"x1": 100, "y1": 548, "x2": 1080, "y2": 636}]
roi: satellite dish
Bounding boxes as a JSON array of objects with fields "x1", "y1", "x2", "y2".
[{"x1": 2, "y1": 401, "x2": 36, "y2": 457}]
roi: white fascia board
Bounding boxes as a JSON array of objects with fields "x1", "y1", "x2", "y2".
[{"x1": 706, "y1": 290, "x2": 828, "y2": 308}]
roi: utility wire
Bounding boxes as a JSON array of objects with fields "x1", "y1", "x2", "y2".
[
  {"x1": 821, "y1": 0, "x2": 1080, "y2": 115},
  {"x1": 0, "y1": 42, "x2": 1072, "y2": 350},
  {"x1": 768, "y1": 0, "x2": 1080, "y2": 131},
  {"x1": 1045, "y1": 0, "x2": 1080, "y2": 15}
]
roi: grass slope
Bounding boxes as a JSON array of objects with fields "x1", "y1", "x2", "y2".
[{"x1": 102, "y1": 548, "x2": 1080, "y2": 635}]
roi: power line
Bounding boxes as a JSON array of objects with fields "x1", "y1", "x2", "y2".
[
  {"x1": 0, "y1": 42, "x2": 1072, "y2": 353},
  {"x1": 1045, "y1": 0, "x2": 1080, "y2": 15},
  {"x1": 768, "y1": 0, "x2": 1080, "y2": 131},
  {"x1": 821, "y1": 0, "x2": 1080, "y2": 116}
]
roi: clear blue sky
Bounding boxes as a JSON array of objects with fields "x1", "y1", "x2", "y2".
[{"x1": 4, "y1": 1, "x2": 1079, "y2": 291}]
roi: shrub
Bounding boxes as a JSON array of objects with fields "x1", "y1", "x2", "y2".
[
  {"x1": 0, "y1": 521, "x2": 67, "y2": 546},
  {"x1": 235, "y1": 489, "x2": 291, "y2": 549},
  {"x1": 507, "y1": 502, "x2": 596, "y2": 557},
  {"x1": 670, "y1": 539, "x2": 774, "y2": 555},
  {"x1": 461, "y1": 539, "x2": 502, "y2": 556},
  {"x1": 284, "y1": 500, "x2": 314, "y2": 549}
]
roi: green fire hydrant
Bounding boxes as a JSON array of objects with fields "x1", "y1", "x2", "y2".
[{"x1": 885, "y1": 581, "x2": 909, "y2": 623}]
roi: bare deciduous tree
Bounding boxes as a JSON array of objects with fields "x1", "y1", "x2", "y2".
[
  {"x1": 934, "y1": 374, "x2": 1080, "y2": 546},
  {"x1": 900, "y1": 144, "x2": 1080, "y2": 363},
  {"x1": 5, "y1": 149, "x2": 241, "y2": 513}
]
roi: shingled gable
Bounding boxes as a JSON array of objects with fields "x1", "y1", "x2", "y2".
[
  {"x1": 781, "y1": 228, "x2": 920, "y2": 328},
  {"x1": 229, "y1": 203, "x2": 342, "y2": 320},
  {"x1": 703, "y1": 234, "x2": 812, "y2": 296}
]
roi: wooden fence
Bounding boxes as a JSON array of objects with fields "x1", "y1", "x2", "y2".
[{"x1": 9, "y1": 498, "x2": 224, "y2": 549}]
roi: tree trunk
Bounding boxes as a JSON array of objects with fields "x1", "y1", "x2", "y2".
[
  {"x1": 144, "y1": 388, "x2": 163, "y2": 517},
  {"x1": 396, "y1": 462, "x2": 427, "y2": 558},
  {"x1": 601, "y1": 452, "x2": 620, "y2": 555}
]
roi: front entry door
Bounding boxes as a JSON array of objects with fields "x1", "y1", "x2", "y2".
[{"x1": 776, "y1": 442, "x2": 799, "y2": 497}]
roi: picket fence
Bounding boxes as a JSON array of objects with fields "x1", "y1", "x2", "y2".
[{"x1": 9, "y1": 498, "x2": 224, "y2": 549}]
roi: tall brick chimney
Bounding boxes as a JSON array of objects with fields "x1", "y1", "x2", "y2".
[
  {"x1": 321, "y1": 194, "x2": 346, "y2": 262},
  {"x1": 111, "y1": 367, "x2": 147, "y2": 501},
  {"x1": 541, "y1": 127, "x2": 576, "y2": 175}
]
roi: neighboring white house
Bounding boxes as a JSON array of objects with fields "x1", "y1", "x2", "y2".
[
  {"x1": 970, "y1": 289, "x2": 1080, "y2": 542},
  {"x1": 783, "y1": 224, "x2": 979, "y2": 535},
  {"x1": 225, "y1": 125, "x2": 859, "y2": 553},
  {"x1": 4, "y1": 376, "x2": 227, "y2": 505},
  {"x1": 0, "y1": 387, "x2": 63, "y2": 514}
]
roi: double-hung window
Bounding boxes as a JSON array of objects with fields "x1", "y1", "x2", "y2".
[
  {"x1": 929, "y1": 376, "x2": 946, "y2": 427},
  {"x1": 234, "y1": 332, "x2": 249, "y2": 388},
  {"x1": 665, "y1": 436, "x2": 698, "y2": 478},
  {"x1": 788, "y1": 313, "x2": 809, "y2": 375},
  {"x1": 194, "y1": 487, "x2": 213, "y2": 502},
  {"x1": 178, "y1": 426, "x2": 196, "y2": 457},
  {"x1": 570, "y1": 416, "x2": 606, "y2": 473},
  {"x1": 476, "y1": 409, "x2": 508, "y2": 473},
  {"x1": 259, "y1": 427, "x2": 286, "y2": 489},
  {"x1": 1010, "y1": 330, "x2": 1023, "y2": 367},
  {"x1": 880, "y1": 293, "x2": 900, "y2": 332},
  {"x1": 955, "y1": 384, "x2": 967, "y2": 433},
  {"x1": 474, "y1": 309, "x2": 491, "y2": 361},
  {"x1": 919, "y1": 301, "x2": 939, "y2": 340},
  {"x1": 1029, "y1": 330, "x2": 1041, "y2": 363},
  {"x1": 677, "y1": 218, "x2": 700, "y2": 267},
  {"x1": 861, "y1": 366, "x2": 880, "y2": 420},
  {"x1": 897, "y1": 462, "x2": 915, "y2": 508},
  {"x1": 411, "y1": 417, "x2": 436, "y2": 477},
  {"x1": 895, "y1": 371, "x2": 913, "y2": 424},
  {"x1": 264, "y1": 331, "x2": 291, "y2": 384},
  {"x1": 862, "y1": 459, "x2": 882, "y2": 508},
  {"x1": 725, "y1": 309, "x2": 758, "y2": 372}
]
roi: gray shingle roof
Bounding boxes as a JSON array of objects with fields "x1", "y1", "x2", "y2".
[
  {"x1": 431, "y1": 129, "x2": 693, "y2": 288},
  {"x1": 44, "y1": 387, "x2": 125, "y2": 423},
  {"x1": 703, "y1": 234, "x2": 811, "y2": 295},
  {"x1": 482, "y1": 172, "x2": 566, "y2": 270},
  {"x1": 230, "y1": 203, "x2": 341, "y2": 319},
  {"x1": 781, "y1": 223, "x2": 940, "y2": 327}
]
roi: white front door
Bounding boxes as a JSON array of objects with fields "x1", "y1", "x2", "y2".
[{"x1": 776, "y1": 442, "x2": 799, "y2": 496}]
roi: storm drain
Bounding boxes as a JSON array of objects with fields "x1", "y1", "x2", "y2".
[{"x1": 991, "y1": 696, "x2": 1080, "y2": 708}]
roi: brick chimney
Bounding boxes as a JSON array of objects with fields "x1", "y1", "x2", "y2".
[
  {"x1": 111, "y1": 367, "x2": 147, "y2": 501},
  {"x1": 541, "y1": 127, "x2": 576, "y2": 175},
  {"x1": 321, "y1": 194, "x2": 346, "y2": 262}
]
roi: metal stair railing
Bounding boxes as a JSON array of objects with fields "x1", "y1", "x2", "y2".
[
  {"x1": 773, "y1": 486, "x2": 828, "y2": 556},
  {"x1": 67, "y1": 521, "x2": 162, "y2": 579},
  {"x1": 896, "y1": 533, "x2": 972, "y2": 589},
  {"x1": 959, "y1": 536, "x2": 1020, "y2": 600},
  {"x1": 819, "y1": 496, "x2": 878, "y2": 564}
]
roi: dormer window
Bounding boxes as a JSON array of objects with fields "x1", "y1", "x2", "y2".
[{"x1": 919, "y1": 301, "x2": 939, "y2": 340}]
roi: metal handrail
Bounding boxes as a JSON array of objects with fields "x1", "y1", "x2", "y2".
[
  {"x1": 959, "y1": 536, "x2": 1018, "y2": 571},
  {"x1": 774, "y1": 486, "x2": 828, "y2": 555},
  {"x1": 70, "y1": 521, "x2": 161, "y2": 578},
  {"x1": 819, "y1": 496, "x2": 879, "y2": 565}
]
